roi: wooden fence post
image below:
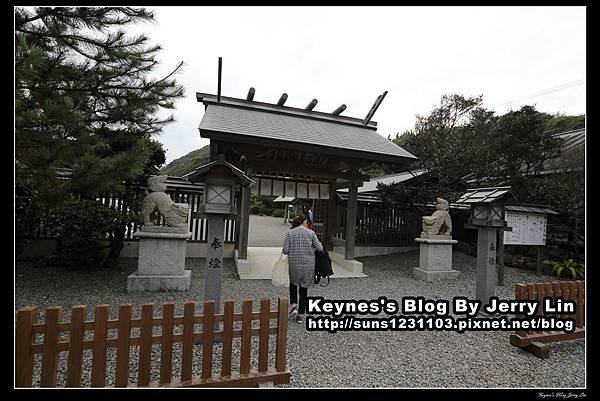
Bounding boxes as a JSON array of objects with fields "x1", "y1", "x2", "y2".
[
  {"x1": 221, "y1": 300, "x2": 234, "y2": 378},
  {"x1": 66, "y1": 305, "x2": 86, "y2": 387},
  {"x1": 275, "y1": 297, "x2": 289, "y2": 372},
  {"x1": 137, "y1": 303, "x2": 154, "y2": 387},
  {"x1": 159, "y1": 302, "x2": 175, "y2": 385},
  {"x1": 258, "y1": 298, "x2": 270, "y2": 372},
  {"x1": 202, "y1": 301, "x2": 215, "y2": 379},
  {"x1": 91, "y1": 304, "x2": 109, "y2": 387},
  {"x1": 115, "y1": 304, "x2": 132, "y2": 387},
  {"x1": 181, "y1": 301, "x2": 195, "y2": 383},
  {"x1": 40, "y1": 306, "x2": 62, "y2": 387},
  {"x1": 240, "y1": 300, "x2": 253, "y2": 375},
  {"x1": 16, "y1": 306, "x2": 37, "y2": 387}
]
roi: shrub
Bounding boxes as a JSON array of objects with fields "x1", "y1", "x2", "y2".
[
  {"x1": 271, "y1": 209, "x2": 285, "y2": 218},
  {"x1": 16, "y1": 196, "x2": 45, "y2": 254},
  {"x1": 251, "y1": 194, "x2": 284, "y2": 216},
  {"x1": 552, "y1": 259, "x2": 585, "y2": 280},
  {"x1": 53, "y1": 198, "x2": 123, "y2": 269},
  {"x1": 250, "y1": 199, "x2": 266, "y2": 215},
  {"x1": 261, "y1": 208, "x2": 274, "y2": 216}
]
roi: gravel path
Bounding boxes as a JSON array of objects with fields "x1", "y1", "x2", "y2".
[{"x1": 15, "y1": 251, "x2": 585, "y2": 388}]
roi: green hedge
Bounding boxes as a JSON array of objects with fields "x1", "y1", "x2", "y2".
[{"x1": 53, "y1": 198, "x2": 123, "y2": 269}]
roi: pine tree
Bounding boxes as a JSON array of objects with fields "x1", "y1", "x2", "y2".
[
  {"x1": 15, "y1": 7, "x2": 184, "y2": 265},
  {"x1": 15, "y1": 7, "x2": 184, "y2": 203}
]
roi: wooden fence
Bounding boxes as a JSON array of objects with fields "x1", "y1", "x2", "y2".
[
  {"x1": 336, "y1": 204, "x2": 422, "y2": 247},
  {"x1": 509, "y1": 280, "x2": 585, "y2": 358},
  {"x1": 34, "y1": 189, "x2": 237, "y2": 244},
  {"x1": 16, "y1": 298, "x2": 290, "y2": 388}
]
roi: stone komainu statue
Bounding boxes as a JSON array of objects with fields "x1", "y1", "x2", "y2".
[
  {"x1": 421, "y1": 198, "x2": 452, "y2": 236},
  {"x1": 141, "y1": 175, "x2": 189, "y2": 228}
]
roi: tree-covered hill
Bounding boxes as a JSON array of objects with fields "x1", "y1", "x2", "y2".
[{"x1": 160, "y1": 145, "x2": 210, "y2": 176}]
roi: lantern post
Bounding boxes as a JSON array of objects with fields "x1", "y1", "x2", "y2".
[
  {"x1": 185, "y1": 154, "x2": 254, "y2": 313},
  {"x1": 456, "y1": 187, "x2": 515, "y2": 304}
]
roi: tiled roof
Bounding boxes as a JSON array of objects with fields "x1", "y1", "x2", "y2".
[
  {"x1": 338, "y1": 169, "x2": 428, "y2": 193},
  {"x1": 455, "y1": 186, "x2": 513, "y2": 204},
  {"x1": 505, "y1": 205, "x2": 559, "y2": 215},
  {"x1": 336, "y1": 192, "x2": 382, "y2": 203},
  {"x1": 199, "y1": 103, "x2": 416, "y2": 162},
  {"x1": 273, "y1": 196, "x2": 295, "y2": 202},
  {"x1": 538, "y1": 128, "x2": 585, "y2": 174},
  {"x1": 557, "y1": 129, "x2": 585, "y2": 153}
]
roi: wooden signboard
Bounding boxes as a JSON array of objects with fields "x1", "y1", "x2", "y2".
[{"x1": 503, "y1": 211, "x2": 547, "y2": 246}]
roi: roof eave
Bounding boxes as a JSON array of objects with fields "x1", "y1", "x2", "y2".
[{"x1": 199, "y1": 128, "x2": 417, "y2": 168}]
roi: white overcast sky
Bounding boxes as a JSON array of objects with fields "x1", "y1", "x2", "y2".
[{"x1": 132, "y1": 6, "x2": 586, "y2": 164}]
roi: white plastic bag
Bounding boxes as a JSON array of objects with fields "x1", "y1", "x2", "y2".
[{"x1": 272, "y1": 253, "x2": 290, "y2": 288}]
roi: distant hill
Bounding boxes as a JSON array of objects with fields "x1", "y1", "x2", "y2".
[
  {"x1": 542, "y1": 113, "x2": 585, "y2": 133},
  {"x1": 160, "y1": 145, "x2": 210, "y2": 177}
]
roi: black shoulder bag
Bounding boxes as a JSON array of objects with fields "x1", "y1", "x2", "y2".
[{"x1": 314, "y1": 250, "x2": 334, "y2": 287}]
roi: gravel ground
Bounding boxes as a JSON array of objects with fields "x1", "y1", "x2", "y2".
[{"x1": 15, "y1": 251, "x2": 585, "y2": 388}]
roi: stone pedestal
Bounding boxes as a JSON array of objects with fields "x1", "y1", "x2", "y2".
[
  {"x1": 128, "y1": 230, "x2": 192, "y2": 292},
  {"x1": 413, "y1": 236, "x2": 459, "y2": 282}
]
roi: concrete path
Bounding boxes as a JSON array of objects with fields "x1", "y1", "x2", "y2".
[
  {"x1": 248, "y1": 214, "x2": 290, "y2": 247},
  {"x1": 237, "y1": 246, "x2": 367, "y2": 280},
  {"x1": 242, "y1": 214, "x2": 366, "y2": 279}
]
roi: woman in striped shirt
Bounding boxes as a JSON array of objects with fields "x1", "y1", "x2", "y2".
[{"x1": 283, "y1": 214, "x2": 323, "y2": 323}]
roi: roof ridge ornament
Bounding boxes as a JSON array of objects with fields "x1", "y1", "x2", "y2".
[
  {"x1": 332, "y1": 104, "x2": 347, "y2": 115},
  {"x1": 363, "y1": 91, "x2": 388, "y2": 125},
  {"x1": 217, "y1": 57, "x2": 222, "y2": 102},
  {"x1": 277, "y1": 93, "x2": 288, "y2": 106},
  {"x1": 305, "y1": 98, "x2": 318, "y2": 111},
  {"x1": 197, "y1": 92, "x2": 380, "y2": 128},
  {"x1": 246, "y1": 87, "x2": 255, "y2": 101}
]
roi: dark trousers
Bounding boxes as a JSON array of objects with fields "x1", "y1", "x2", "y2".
[{"x1": 289, "y1": 284, "x2": 308, "y2": 314}]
